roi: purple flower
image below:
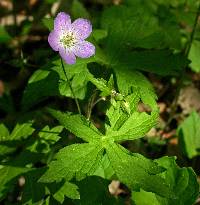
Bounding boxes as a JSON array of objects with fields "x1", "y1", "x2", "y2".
[{"x1": 48, "y1": 12, "x2": 95, "y2": 64}]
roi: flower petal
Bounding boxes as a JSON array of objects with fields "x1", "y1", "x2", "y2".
[
  {"x1": 72, "y1": 19, "x2": 92, "y2": 40},
  {"x1": 48, "y1": 31, "x2": 60, "y2": 51},
  {"x1": 54, "y1": 12, "x2": 71, "y2": 32},
  {"x1": 74, "y1": 41, "x2": 95, "y2": 58},
  {"x1": 59, "y1": 47, "x2": 76, "y2": 64}
]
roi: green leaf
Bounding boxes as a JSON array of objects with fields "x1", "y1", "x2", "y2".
[
  {"x1": 105, "y1": 100, "x2": 159, "y2": 142},
  {"x1": 106, "y1": 94, "x2": 140, "y2": 131},
  {"x1": 189, "y1": 40, "x2": 200, "y2": 72},
  {"x1": 39, "y1": 142, "x2": 104, "y2": 182},
  {"x1": 9, "y1": 123, "x2": 34, "y2": 141},
  {"x1": 132, "y1": 189, "x2": 161, "y2": 205},
  {"x1": 52, "y1": 180, "x2": 80, "y2": 202},
  {"x1": 101, "y1": 4, "x2": 188, "y2": 75},
  {"x1": 177, "y1": 111, "x2": 200, "y2": 158},
  {"x1": 0, "y1": 166, "x2": 28, "y2": 200},
  {"x1": 21, "y1": 168, "x2": 46, "y2": 205},
  {"x1": 87, "y1": 73, "x2": 113, "y2": 97},
  {"x1": 108, "y1": 111, "x2": 158, "y2": 142},
  {"x1": 0, "y1": 93, "x2": 15, "y2": 113},
  {"x1": 71, "y1": 0, "x2": 90, "y2": 19},
  {"x1": 52, "y1": 58, "x2": 94, "y2": 100},
  {"x1": 156, "y1": 5, "x2": 181, "y2": 49},
  {"x1": 22, "y1": 69, "x2": 60, "y2": 110},
  {"x1": 0, "y1": 124, "x2": 9, "y2": 140},
  {"x1": 94, "y1": 154, "x2": 115, "y2": 180},
  {"x1": 42, "y1": 17, "x2": 54, "y2": 31},
  {"x1": 132, "y1": 157, "x2": 199, "y2": 205},
  {"x1": 27, "y1": 125, "x2": 63, "y2": 153},
  {"x1": 22, "y1": 58, "x2": 92, "y2": 110},
  {"x1": 101, "y1": 5, "x2": 160, "y2": 50},
  {"x1": 92, "y1": 29, "x2": 108, "y2": 42},
  {"x1": 0, "y1": 123, "x2": 34, "y2": 155},
  {"x1": 73, "y1": 176, "x2": 124, "y2": 205},
  {"x1": 39, "y1": 125, "x2": 63, "y2": 142},
  {"x1": 22, "y1": 168, "x2": 79, "y2": 204},
  {"x1": 0, "y1": 26, "x2": 12, "y2": 43},
  {"x1": 48, "y1": 109, "x2": 102, "y2": 142},
  {"x1": 112, "y1": 50, "x2": 188, "y2": 76},
  {"x1": 115, "y1": 69, "x2": 157, "y2": 109},
  {"x1": 0, "y1": 122, "x2": 34, "y2": 141},
  {"x1": 102, "y1": 3, "x2": 181, "y2": 50},
  {"x1": 105, "y1": 142, "x2": 172, "y2": 198},
  {"x1": 22, "y1": 50, "x2": 105, "y2": 110}
]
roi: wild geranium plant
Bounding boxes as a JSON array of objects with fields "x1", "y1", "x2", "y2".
[{"x1": 0, "y1": 1, "x2": 200, "y2": 205}]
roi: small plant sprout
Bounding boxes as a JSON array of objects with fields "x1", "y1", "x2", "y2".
[{"x1": 48, "y1": 12, "x2": 95, "y2": 64}]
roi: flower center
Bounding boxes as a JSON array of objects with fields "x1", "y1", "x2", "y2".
[{"x1": 60, "y1": 33, "x2": 76, "y2": 48}]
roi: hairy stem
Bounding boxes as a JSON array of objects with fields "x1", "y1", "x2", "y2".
[{"x1": 60, "y1": 58, "x2": 81, "y2": 114}]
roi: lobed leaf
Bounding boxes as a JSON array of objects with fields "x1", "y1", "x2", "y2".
[
  {"x1": 39, "y1": 142, "x2": 104, "y2": 182},
  {"x1": 104, "y1": 142, "x2": 173, "y2": 198},
  {"x1": 48, "y1": 109, "x2": 102, "y2": 142},
  {"x1": 132, "y1": 156, "x2": 199, "y2": 205}
]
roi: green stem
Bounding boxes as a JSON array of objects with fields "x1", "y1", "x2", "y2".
[
  {"x1": 185, "y1": 2, "x2": 200, "y2": 56},
  {"x1": 60, "y1": 58, "x2": 81, "y2": 114},
  {"x1": 87, "y1": 91, "x2": 97, "y2": 120}
]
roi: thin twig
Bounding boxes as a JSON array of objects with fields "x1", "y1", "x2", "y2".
[{"x1": 60, "y1": 58, "x2": 81, "y2": 114}]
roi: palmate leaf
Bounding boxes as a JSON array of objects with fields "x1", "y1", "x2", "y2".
[
  {"x1": 39, "y1": 143, "x2": 104, "y2": 182},
  {"x1": 132, "y1": 157, "x2": 199, "y2": 205},
  {"x1": 101, "y1": 4, "x2": 188, "y2": 76},
  {"x1": 177, "y1": 111, "x2": 200, "y2": 158},
  {"x1": 40, "y1": 107, "x2": 171, "y2": 198},
  {"x1": 40, "y1": 108, "x2": 197, "y2": 199},
  {"x1": 104, "y1": 142, "x2": 173, "y2": 198}
]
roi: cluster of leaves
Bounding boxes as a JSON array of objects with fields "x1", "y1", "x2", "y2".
[{"x1": 0, "y1": 0, "x2": 200, "y2": 204}]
